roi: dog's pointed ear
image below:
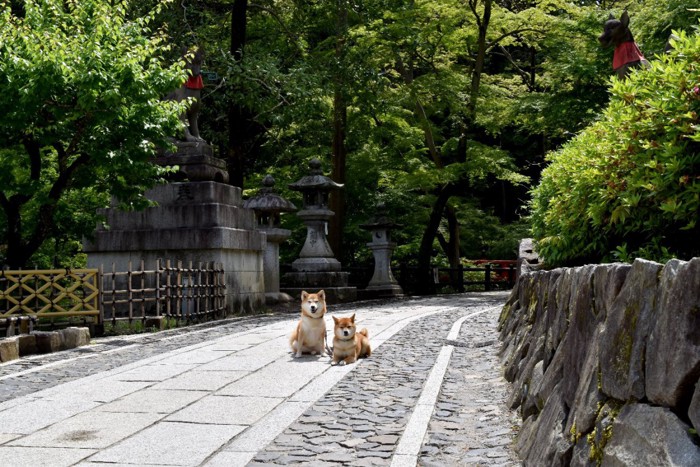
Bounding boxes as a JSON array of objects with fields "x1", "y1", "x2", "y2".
[
  {"x1": 333, "y1": 316, "x2": 339, "y2": 323},
  {"x1": 318, "y1": 290, "x2": 325, "y2": 300},
  {"x1": 351, "y1": 313, "x2": 356, "y2": 322},
  {"x1": 301, "y1": 291, "x2": 308, "y2": 301},
  {"x1": 620, "y1": 10, "x2": 629, "y2": 27}
]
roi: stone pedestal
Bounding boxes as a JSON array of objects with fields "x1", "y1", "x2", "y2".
[
  {"x1": 156, "y1": 142, "x2": 229, "y2": 183},
  {"x1": 84, "y1": 146, "x2": 266, "y2": 313},
  {"x1": 359, "y1": 205, "x2": 404, "y2": 299},
  {"x1": 260, "y1": 228, "x2": 293, "y2": 304}
]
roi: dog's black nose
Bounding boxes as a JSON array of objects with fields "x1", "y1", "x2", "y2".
[
  {"x1": 343, "y1": 330, "x2": 349, "y2": 336},
  {"x1": 310, "y1": 306, "x2": 317, "y2": 312}
]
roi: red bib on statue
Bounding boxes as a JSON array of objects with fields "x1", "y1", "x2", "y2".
[{"x1": 613, "y1": 42, "x2": 645, "y2": 70}]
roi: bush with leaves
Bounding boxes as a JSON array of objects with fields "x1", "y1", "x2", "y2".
[{"x1": 530, "y1": 28, "x2": 700, "y2": 266}]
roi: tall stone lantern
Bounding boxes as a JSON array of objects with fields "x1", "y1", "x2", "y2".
[
  {"x1": 360, "y1": 203, "x2": 404, "y2": 298},
  {"x1": 243, "y1": 175, "x2": 297, "y2": 304},
  {"x1": 281, "y1": 158, "x2": 356, "y2": 303}
]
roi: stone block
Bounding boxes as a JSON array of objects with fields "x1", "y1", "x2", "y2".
[
  {"x1": 546, "y1": 268, "x2": 572, "y2": 368},
  {"x1": 563, "y1": 265, "x2": 597, "y2": 407},
  {"x1": 689, "y1": 382, "x2": 700, "y2": 432},
  {"x1": 17, "y1": 334, "x2": 37, "y2": 356},
  {"x1": 521, "y1": 359, "x2": 544, "y2": 418},
  {"x1": 570, "y1": 437, "x2": 596, "y2": 467},
  {"x1": 599, "y1": 258, "x2": 662, "y2": 401},
  {"x1": 566, "y1": 335, "x2": 606, "y2": 436},
  {"x1": 603, "y1": 404, "x2": 700, "y2": 465},
  {"x1": 646, "y1": 258, "x2": 700, "y2": 409},
  {"x1": 60, "y1": 327, "x2": 91, "y2": 349},
  {"x1": 592, "y1": 262, "x2": 630, "y2": 319},
  {"x1": 33, "y1": 331, "x2": 63, "y2": 354},
  {"x1": 533, "y1": 332, "x2": 567, "y2": 411},
  {"x1": 0, "y1": 337, "x2": 20, "y2": 362},
  {"x1": 516, "y1": 386, "x2": 572, "y2": 465}
]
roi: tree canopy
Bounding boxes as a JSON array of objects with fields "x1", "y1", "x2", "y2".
[
  {"x1": 1, "y1": 0, "x2": 698, "y2": 271},
  {"x1": 0, "y1": 0, "x2": 186, "y2": 267}
]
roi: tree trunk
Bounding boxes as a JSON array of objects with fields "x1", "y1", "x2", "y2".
[
  {"x1": 416, "y1": 185, "x2": 454, "y2": 294},
  {"x1": 227, "y1": 0, "x2": 248, "y2": 188},
  {"x1": 328, "y1": 0, "x2": 348, "y2": 260}
]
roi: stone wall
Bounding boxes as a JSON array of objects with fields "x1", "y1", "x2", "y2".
[{"x1": 498, "y1": 258, "x2": 700, "y2": 465}]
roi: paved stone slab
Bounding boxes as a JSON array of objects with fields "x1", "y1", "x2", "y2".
[
  {"x1": 88, "y1": 421, "x2": 245, "y2": 466},
  {"x1": 0, "y1": 446, "x2": 95, "y2": 467},
  {"x1": 56, "y1": 379, "x2": 154, "y2": 404},
  {"x1": 152, "y1": 370, "x2": 249, "y2": 391},
  {"x1": 0, "y1": 434, "x2": 19, "y2": 445},
  {"x1": 166, "y1": 395, "x2": 283, "y2": 425},
  {"x1": 111, "y1": 363, "x2": 198, "y2": 382},
  {"x1": 217, "y1": 358, "x2": 329, "y2": 397},
  {"x1": 155, "y1": 350, "x2": 232, "y2": 365},
  {"x1": 95, "y1": 388, "x2": 206, "y2": 413},
  {"x1": 0, "y1": 397, "x2": 101, "y2": 435},
  {"x1": 8, "y1": 411, "x2": 162, "y2": 448}
]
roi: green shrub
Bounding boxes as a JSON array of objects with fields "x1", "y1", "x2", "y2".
[{"x1": 530, "y1": 28, "x2": 700, "y2": 266}]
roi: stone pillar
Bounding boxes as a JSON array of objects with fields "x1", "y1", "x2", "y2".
[
  {"x1": 243, "y1": 175, "x2": 296, "y2": 304},
  {"x1": 360, "y1": 204, "x2": 404, "y2": 298},
  {"x1": 281, "y1": 159, "x2": 356, "y2": 303}
]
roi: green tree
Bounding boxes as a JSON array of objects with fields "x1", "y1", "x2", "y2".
[{"x1": 0, "y1": 0, "x2": 186, "y2": 268}]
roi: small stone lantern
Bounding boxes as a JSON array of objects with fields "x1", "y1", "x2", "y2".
[
  {"x1": 243, "y1": 175, "x2": 297, "y2": 303},
  {"x1": 287, "y1": 158, "x2": 344, "y2": 272},
  {"x1": 360, "y1": 203, "x2": 404, "y2": 297}
]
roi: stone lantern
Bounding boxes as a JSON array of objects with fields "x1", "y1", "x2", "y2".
[
  {"x1": 281, "y1": 158, "x2": 356, "y2": 303},
  {"x1": 360, "y1": 203, "x2": 404, "y2": 298},
  {"x1": 243, "y1": 175, "x2": 297, "y2": 304}
]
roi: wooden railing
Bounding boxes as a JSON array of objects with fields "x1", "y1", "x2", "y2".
[
  {"x1": 100, "y1": 259, "x2": 226, "y2": 325},
  {"x1": 345, "y1": 262, "x2": 517, "y2": 295},
  {"x1": 0, "y1": 268, "x2": 100, "y2": 321},
  {"x1": 0, "y1": 260, "x2": 226, "y2": 335}
]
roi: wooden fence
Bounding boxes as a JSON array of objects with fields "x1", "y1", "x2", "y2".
[
  {"x1": 100, "y1": 259, "x2": 226, "y2": 325},
  {"x1": 0, "y1": 260, "x2": 226, "y2": 334},
  {"x1": 0, "y1": 268, "x2": 100, "y2": 330},
  {"x1": 345, "y1": 262, "x2": 517, "y2": 294}
]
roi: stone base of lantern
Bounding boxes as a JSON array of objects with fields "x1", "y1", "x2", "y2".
[
  {"x1": 358, "y1": 283, "x2": 404, "y2": 300},
  {"x1": 281, "y1": 271, "x2": 356, "y2": 304}
]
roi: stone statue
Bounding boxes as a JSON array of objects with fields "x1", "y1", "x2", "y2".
[
  {"x1": 598, "y1": 11, "x2": 649, "y2": 80},
  {"x1": 168, "y1": 47, "x2": 205, "y2": 142}
]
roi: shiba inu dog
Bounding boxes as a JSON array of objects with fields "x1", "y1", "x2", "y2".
[
  {"x1": 289, "y1": 290, "x2": 328, "y2": 358},
  {"x1": 331, "y1": 314, "x2": 371, "y2": 365}
]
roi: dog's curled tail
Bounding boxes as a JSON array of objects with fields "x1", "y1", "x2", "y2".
[
  {"x1": 359, "y1": 328, "x2": 369, "y2": 337},
  {"x1": 289, "y1": 331, "x2": 297, "y2": 352}
]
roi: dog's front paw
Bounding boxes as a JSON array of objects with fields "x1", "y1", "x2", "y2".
[{"x1": 294, "y1": 351, "x2": 302, "y2": 358}]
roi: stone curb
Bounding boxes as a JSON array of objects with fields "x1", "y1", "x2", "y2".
[{"x1": 0, "y1": 327, "x2": 91, "y2": 362}]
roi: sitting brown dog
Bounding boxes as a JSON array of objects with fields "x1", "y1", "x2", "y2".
[{"x1": 331, "y1": 314, "x2": 371, "y2": 365}]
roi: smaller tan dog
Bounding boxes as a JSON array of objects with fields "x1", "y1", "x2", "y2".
[
  {"x1": 331, "y1": 314, "x2": 371, "y2": 365},
  {"x1": 289, "y1": 290, "x2": 328, "y2": 358}
]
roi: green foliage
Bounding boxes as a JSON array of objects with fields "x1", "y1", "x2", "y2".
[
  {"x1": 0, "y1": 0, "x2": 186, "y2": 267},
  {"x1": 531, "y1": 27, "x2": 700, "y2": 266}
]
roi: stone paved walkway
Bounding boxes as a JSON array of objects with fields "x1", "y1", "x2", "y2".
[{"x1": 0, "y1": 292, "x2": 520, "y2": 466}]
